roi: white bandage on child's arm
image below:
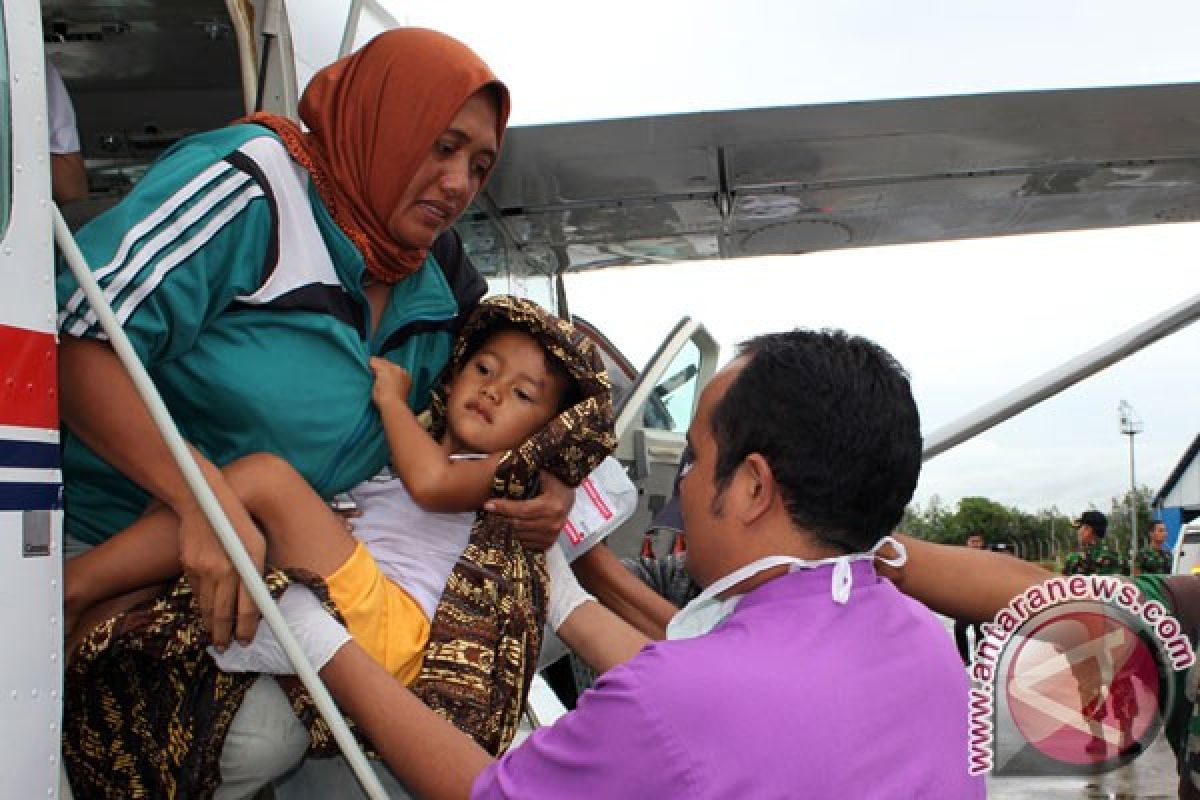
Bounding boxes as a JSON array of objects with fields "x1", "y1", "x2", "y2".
[{"x1": 209, "y1": 585, "x2": 352, "y2": 674}]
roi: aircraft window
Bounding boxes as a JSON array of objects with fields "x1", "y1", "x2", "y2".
[
  {"x1": 0, "y1": 13, "x2": 10, "y2": 239},
  {"x1": 591, "y1": 344, "x2": 633, "y2": 411},
  {"x1": 568, "y1": 316, "x2": 638, "y2": 413},
  {"x1": 644, "y1": 340, "x2": 700, "y2": 434},
  {"x1": 1184, "y1": 532, "x2": 1200, "y2": 544},
  {"x1": 458, "y1": 213, "x2": 508, "y2": 277}
]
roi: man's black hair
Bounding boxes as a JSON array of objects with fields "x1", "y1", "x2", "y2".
[{"x1": 709, "y1": 329, "x2": 922, "y2": 553}]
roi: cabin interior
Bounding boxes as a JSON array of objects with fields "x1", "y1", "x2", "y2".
[{"x1": 43, "y1": 0, "x2": 251, "y2": 227}]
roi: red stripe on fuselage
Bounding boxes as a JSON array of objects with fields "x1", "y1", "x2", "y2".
[{"x1": 0, "y1": 325, "x2": 58, "y2": 429}]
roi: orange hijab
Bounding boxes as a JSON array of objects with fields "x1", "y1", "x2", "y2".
[{"x1": 244, "y1": 28, "x2": 510, "y2": 284}]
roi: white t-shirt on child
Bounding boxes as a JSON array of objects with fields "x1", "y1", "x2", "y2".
[{"x1": 344, "y1": 474, "x2": 474, "y2": 620}]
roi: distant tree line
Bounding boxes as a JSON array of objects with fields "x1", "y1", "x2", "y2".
[{"x1": 899, "y1": 487, "x2": 1156, "y2": 568}]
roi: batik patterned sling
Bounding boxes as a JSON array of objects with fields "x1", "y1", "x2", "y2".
[{"x1": 290, "y1": 295, "x2": 617, "y2": 755}]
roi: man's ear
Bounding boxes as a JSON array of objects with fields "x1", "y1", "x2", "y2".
[{"x1": 736, "y1": 453, "x2": 776, "y2": 525}]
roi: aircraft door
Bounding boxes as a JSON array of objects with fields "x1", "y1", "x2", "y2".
[
  {"x1": 607, "y1": 318, "x2": 719, "y2": 559},
  {"x1": 0, "y1": 2, "x2": 65, "y2": 797}
]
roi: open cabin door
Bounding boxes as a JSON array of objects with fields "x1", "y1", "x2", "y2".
[
  {"x1": 605, "y1": 318, "x2": 719, "y2": 559},
  {"x1": 521, "y1": 317, "x2": 718, "y2": 733},
  {"x1": 0, "y1": 1, "x2": 65, "y2": 796}
]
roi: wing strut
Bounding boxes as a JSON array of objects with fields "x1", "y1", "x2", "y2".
[{"x1": 923, "y1": 291, "x2": 1200, "y2": 461}]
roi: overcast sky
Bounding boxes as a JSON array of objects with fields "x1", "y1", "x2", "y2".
[
  {"x1": 385, "y1": 0, "x2": 1200, "y2": 125},
  {"x1": 303, "y1": 1, "x2": 1200, "y2": 516},
  {"x1": 560, "y1": 226, "x2": 1199, "y2": 517}
]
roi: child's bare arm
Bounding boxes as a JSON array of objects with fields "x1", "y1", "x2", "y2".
[
  {"x1": 221, "y1": 453, "x2": 357, "y2": 578},
  {"x1": 369, "y1": 358, "x2": 502, "y2": 512}
]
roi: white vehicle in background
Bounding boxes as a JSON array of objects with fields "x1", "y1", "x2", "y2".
[{"x1": 1173, "y1": 521, "x2": 1200, "y2": 575}]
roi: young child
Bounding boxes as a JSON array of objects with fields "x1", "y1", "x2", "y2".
[{"x1": 64, "y1": 296, "x2": 594, "y2": 686}]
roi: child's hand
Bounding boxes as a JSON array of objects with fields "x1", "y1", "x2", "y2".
[{"x1": 370, "y1": 357, "x2": 412, "y2": 409}]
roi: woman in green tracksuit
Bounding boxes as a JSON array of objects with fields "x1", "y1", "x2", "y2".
[{"x1": 57, "y1": 28, "x2": 573, "y2": 798}]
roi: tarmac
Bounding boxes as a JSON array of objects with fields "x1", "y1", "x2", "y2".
[{"x1": 986, "y1": 728, "x2": 1178, "y2": 798}]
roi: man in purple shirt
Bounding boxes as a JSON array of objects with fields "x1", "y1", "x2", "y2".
[{"x1": 245, "y1": 329, "x2": 983, "y2": 799}]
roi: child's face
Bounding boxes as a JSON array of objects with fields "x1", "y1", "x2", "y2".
[{"x1": 443, "y1": 329, "x2": 568, "y2": 454}]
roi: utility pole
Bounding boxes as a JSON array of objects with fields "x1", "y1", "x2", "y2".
[
  {"x1": 1046, "y1": 512, "x2": 1057, "y2": 562},
  {"x1": 1118, "y1": 401, "x2": 1143, "y2": 569}
]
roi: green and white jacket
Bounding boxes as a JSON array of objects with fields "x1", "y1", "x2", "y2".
[{"x1": 57, "y1": 125, "x2": 485, "y2": 545}]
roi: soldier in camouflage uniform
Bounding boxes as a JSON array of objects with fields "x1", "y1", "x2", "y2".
[
  {"x1": 1061, "y1": 509, "x2": 1129, "y2": 756},
  {"x1": 1063, "y1": 509, "x2": 1121, "y2": 576},
  {"x1": 1136, "y1": 520, "x2": 1173, "y2": 575}
]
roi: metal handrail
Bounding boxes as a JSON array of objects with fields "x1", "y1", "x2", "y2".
[{"x1": 53, "y1": 206, "x2": 388, "y2": 800}]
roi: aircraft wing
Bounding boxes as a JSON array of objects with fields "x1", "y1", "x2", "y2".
[{"x1": 457, "y1": 82, "x2": 1200, "y2": 277}]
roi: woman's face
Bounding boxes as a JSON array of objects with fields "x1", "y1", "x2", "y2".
[{"x1": 387, "y1": 90, "x2": 500, "y2": 250}]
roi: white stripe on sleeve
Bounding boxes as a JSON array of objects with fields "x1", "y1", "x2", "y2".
[
  {"x1": 62, "y1": 160, "x2": 234, "y2": 321},
  {"x1": 67, "y1": 170, "x2": 254, "y2": 337},
  {"x1": 111, "y1": 183, "x2": 265, "y2": 329}
]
